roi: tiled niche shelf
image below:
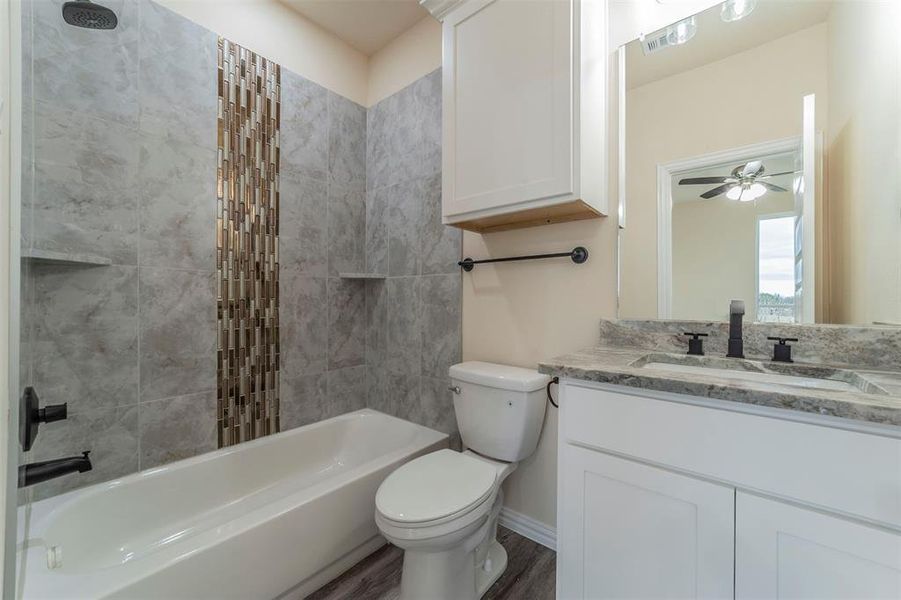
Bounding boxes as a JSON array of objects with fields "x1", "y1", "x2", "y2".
[
  {"x1": 338, "y1": 273, "x2": 387, "y2": 280},
  {"x1": 22, "y1": 248, "x2": 112, "y2": 267}
]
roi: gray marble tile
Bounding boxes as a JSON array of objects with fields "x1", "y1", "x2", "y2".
[
  {"x1": 420, "y1": 274, "x2": 462, "y2": 379},
  {"x1": 388, "y1": 179, "x2": 422, "y2": 277},
  {"x1": 366, "y1": 366, "x2": 389, "y2": 414},
  {"x1": 30, "y1": 0, "x2": 139, "y2": 62},
  {"x1": 387, "y1": 277, "x2": 421, "y2": 376},
  {"x1": 139, "y1": 268, "x2": 216, "y2": 401},
  {"x1": 138, "y1": 23, "x2": 217, "y2": 148},
  {"x1": 328, "y1": 278, "x2": 366, "y2": 369},
  {"x1": 365, "y1": 184, "x2": 390, "y2": 275},
  {"x1": 32, "y1": 103, "x2": 139, "y2": 264},
  {"x1": 414, "y1": 69, "x2": 442, "y2": 179},
  {"x1": 281, "y1": 70, "x2": 329, "y2": 182},
  {"x1": 420, "y1": 173, "x2": 460, "y2": 275},
  {"x1": 31, "y1": 264, "x2": 139, "y2": 413},
  {"x1": 326, "y1": 365, "x2": 367, "y2": 418},
  {"x1": 421, "y1": 376, "x2": 458, "y2": 435},
  {"x1": 280, "y1": 273, "x2": 327, "y2": 376},
  {"x1": 139, "y1": 0, "x2": 214, "y2": 71},
  {"x1": 366, "y1": 280, "x2": 387, "y2": 367},
  {"x1": 280, "y1": 372, "x2": 327, "y2": 431},
  {"x1": 391, "y1": 373, "x2": 422, "y2": 423},
  {"x1": 33, "y1": 40, "x2": 139, "y2": 126},
  {"x1": 279, "y1": 173, "x2": 327, "y2": 277},
  {"x1": 31, "y1": 406, "x2": 139, "y2": 501},
  {"x1": 138, "y1": 391, "x2": 217, "y2": 469},
  {"x1": 139, "y1": 135, "x2": 217, "y2": 270},
  {"x1": 328, "y1": 184, "x2": 365, "y2": 276},
  {"x1": 328, "y1": 92, "x2": 366, "y2": 188},
  {"x1": 366, "y1": 83, "x2": 421, "y2": 192}
]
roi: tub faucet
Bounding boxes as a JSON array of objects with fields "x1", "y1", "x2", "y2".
[
  {"x1": 19, "y1": 451, "x2": 92, "y2": 488},
  {"x1": 727, "y1": 300, "x2": 745, "y2": 358}
]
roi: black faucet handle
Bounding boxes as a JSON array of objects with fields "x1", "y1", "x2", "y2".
[
  {"x1": 683, "y1": 332, "x2": 708, "y2": 356},
  {"x1": 768, "y1": 337, "x2": 798, "y2": 362}
]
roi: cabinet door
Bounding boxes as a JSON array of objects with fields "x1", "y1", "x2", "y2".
[
  {"x1": 558, "y1": 446, "x2": 735, "y2": 599},
  {"x1": 736, "y1": 492, "x2": 901, "y2": 599},
  {"x1": 442, "y1": 0, "x2": 573, "y2": 219}
]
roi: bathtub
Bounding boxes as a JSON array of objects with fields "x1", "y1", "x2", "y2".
[{"x1": 17, "y1": 409, "x2": 447, "y2": 599}]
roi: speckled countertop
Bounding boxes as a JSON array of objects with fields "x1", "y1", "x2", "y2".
[{"x1": 539, "y1": 320, "x2": 901, "y2": 427}]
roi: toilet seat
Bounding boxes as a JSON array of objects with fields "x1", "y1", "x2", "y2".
[{"x1": 376, "y1": 449, "x2": 498, "y2": 528}]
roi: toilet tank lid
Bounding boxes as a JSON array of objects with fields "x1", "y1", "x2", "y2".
[{"x1": 449, "y1": 361, "x2": 550, "y2": 392}]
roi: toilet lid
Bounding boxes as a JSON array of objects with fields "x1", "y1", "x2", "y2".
[{"x1": 376, "y1": 449, "x2": 497, "y2": 524}]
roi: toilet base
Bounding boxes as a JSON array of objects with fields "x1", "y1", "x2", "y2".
[{"x1": 475, "y1": 540, "x2": 508, "y2": 598}]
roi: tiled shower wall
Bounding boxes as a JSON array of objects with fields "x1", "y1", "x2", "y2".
[
  {"x1": 20, "y1": 0, "x2": 371, "y2": 499},
  {"x1": 364, "y1": 71, "x2": 464, "y2": 440},
  {"x1": 20, "y1": 0, "x2": 460, "y2": 501}
]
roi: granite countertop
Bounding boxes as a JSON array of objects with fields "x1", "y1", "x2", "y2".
[{"x1": 539, "y1": 321, "x2": 901, "y2": 427}]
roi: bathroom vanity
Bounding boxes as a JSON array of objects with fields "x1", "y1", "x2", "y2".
[{"x1": 544, "y1": 320, "x2": 901, "y2": 600}]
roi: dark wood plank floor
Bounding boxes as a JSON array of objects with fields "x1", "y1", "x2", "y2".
[{"x1": 307, "y1": 527, "x2": 556, "y2": 600}]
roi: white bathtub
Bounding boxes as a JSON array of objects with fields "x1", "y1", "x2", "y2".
[{"x1": 17, "y1": 409, "x2": 447, "y2": 599}]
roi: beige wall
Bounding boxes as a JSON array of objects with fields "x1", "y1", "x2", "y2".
[
  {"x1": 620, "y1": 23, "x2": 828, "y2": 320},
  {"x1": 826, "y1": 1, "x2": 901, "y2": 325},
  {"x1": 368, "y1": 17, "x2": 442, "y2": 106},
  {"x1": 156, "y1": 1, "x2": 442, "y2": 108},
  {"x1": 672, "y1": 194, "x2": 795, "y2": 321},
  {"x1": 462, "y1": 220, "x2": 618, "y2": 527}
]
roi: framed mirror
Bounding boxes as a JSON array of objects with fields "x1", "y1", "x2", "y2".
[{"x1": 617, "y1": 0, "x2": 900, "y2": 326}]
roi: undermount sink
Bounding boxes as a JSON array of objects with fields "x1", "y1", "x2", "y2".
[{"x1": 629, "y1": 353, "x2": 888, "y2": 395}]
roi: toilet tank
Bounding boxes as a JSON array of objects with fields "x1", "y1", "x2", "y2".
[{"x1": 449, "y1": 362, "x2": 550, "y2": 462}]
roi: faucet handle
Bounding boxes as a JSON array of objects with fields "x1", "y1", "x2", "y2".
[
  {"x1": 683, "y1": 332, "x2": 708, "y2": 356},
  {"x1": 767, "y1": 337, "x2": 798, "y2": 363}
]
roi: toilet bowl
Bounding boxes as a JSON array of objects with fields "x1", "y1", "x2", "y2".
[{"x1": 374, "y1": 362, "x2": 549, "y2": 600}]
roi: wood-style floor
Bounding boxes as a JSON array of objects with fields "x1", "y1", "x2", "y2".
[{"x1": 307, "y1": 527, "x2": 556, "y2": 600}]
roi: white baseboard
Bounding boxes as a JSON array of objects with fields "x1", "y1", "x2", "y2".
[{"x1": 498, "y1": 506, "x2": 556, "y2": 551}]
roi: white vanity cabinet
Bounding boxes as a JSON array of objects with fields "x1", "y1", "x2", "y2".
[
  {"x1": 425, "y1": 0, "x2": 608, "y2": 232},
  {"x1": 558, "y1": 447, "x2": 735, "y2": 599},
  {"x1": 557, "y1": 380, "x2": 901, "y2": 600}
]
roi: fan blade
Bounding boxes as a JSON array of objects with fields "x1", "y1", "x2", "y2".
[
  {"x1": 757, "y1": 171, "x2": 797, "y2": 179},
  {"x1": 700, "y1": 184, "x2": 733, "y2": 199},
  {"x1": 760, "y1": 182, "x2": 789, "y2": 193},
  {"x1": 742, "y1": 160, "x2": 764, "y2": 177},
  {"x1": 679, "y1": 177, "x2": 729, "y2": 185}
]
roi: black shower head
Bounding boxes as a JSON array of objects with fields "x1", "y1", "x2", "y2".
[{"x1": 62, "y1": 0, "x2": 118, "y2": 30}]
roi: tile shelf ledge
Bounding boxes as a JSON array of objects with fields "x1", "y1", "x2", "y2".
[
  {"x1": 338, "y1": 273, "x2": 387, "y2": 280},
  {"x1": 22, "y1": 248, "x2": 112, "y2": 267}
]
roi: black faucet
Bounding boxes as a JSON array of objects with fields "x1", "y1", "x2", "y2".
[
  {"x1": 19, "y1": 451, "x2": 92, "y2": 488},
  {"x1": 726, "y1": 300, "x2": 745, "y2": 358}
]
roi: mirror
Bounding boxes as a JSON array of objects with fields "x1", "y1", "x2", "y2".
[{"x1": 617, "y1": 0, "x2": 901, "y2": 326}]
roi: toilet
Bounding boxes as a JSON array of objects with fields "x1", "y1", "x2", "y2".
[{"x1": 374, "y1": 361, "x2": 550, "y2": 600}]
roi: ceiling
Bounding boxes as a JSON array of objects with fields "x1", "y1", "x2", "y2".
[
  {"x1": 672, "y1": 151, "x2": 797, "y2": 204},
  {"x1": 627, "y1": 1, "x2": 832, "y2": 89},
  {"x1": 280, "y1": 0, "x2": 429, "y2": 56}
]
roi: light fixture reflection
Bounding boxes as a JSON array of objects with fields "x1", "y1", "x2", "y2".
[
  {"x1": 721, "y1": 0, "x2": 757, "y2": 22},
  {"x1": 666, "y1": 16, "x2": 697, "y2": 46}
]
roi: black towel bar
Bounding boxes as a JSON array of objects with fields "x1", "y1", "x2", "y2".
[{"x1": 458, "y1": 246, "x2": 588, "y2": 272}]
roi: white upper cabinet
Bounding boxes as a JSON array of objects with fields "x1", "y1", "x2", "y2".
[{"x1": 425, "y1": 0, "x2": 609, "y2": 232}]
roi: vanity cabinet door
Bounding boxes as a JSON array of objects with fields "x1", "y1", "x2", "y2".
[
  {"x1": 558, "y1": 446, "x2": 735, "y2": 599},
  {"x1": 736, "y1": 492, "x2": 901, "y2": 599}
]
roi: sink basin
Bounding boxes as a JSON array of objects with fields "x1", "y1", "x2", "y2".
[{"x1": 629, "y1": 353, "x2": 888, "y2": 395}]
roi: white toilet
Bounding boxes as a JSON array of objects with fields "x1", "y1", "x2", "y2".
[{"x1": 374, "y1": 361, "x2": 549, "y2": 600}]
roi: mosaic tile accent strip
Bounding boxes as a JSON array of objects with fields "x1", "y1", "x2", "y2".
[{"x1": 217, "y1": 38, "x2": 281, "y2": 446}]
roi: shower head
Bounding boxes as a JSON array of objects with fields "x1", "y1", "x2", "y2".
[{"x1": 62, "y1": 0, "x2": 118, "y2": 30}]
